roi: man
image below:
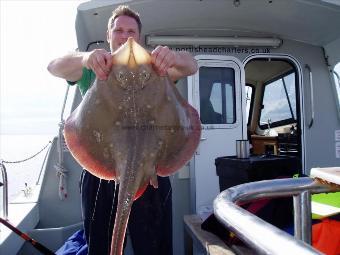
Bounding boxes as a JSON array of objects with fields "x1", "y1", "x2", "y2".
[{"x1": 48, "y1": 5, "x2": 197, "y2": 255}]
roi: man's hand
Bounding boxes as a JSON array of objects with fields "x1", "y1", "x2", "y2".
[
  {"x1": 151, "y1": 46, "x2": 198, "y2": 81},
  {"x1": 82, "y1": 49, "x2": 113, "y2": 80},
  {"x1": 151, "y1": 46, "x2": 178, "y2": 77}
]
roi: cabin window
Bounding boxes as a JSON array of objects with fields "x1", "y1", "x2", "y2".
[
  {"x1": 199, "y1": 67, "x2": 236, "y2": 124},
  {"x1": 260, "y1": 71, "x2": 297, "y2": 128}
]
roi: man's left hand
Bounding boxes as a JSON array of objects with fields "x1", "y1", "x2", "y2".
[{"x1": 151, "y1": 46, "x2": 177, "y2": 76}]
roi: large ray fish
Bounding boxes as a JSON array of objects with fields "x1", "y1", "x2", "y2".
[{"x1": 64, "y1": 38, "x2": 201, "y2": 255}]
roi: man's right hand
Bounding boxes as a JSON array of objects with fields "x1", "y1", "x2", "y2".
[{"x1": 82, "y1": 49, "x2": 113, "y2": 80}]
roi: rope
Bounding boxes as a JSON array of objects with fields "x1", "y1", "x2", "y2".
[
  {"x1": 54, "y1": 163, "x2": 68, "y2": 200},
  {"x1": 54, "y1": 83, "x2": 71, "y2": 200},
  {"x1": 0, "y1": 141, "x2": 51, "y2": 210},
  {"x1": 36, "y1": 143, "x2": 52, "y2": 185},
  {"x1": 55, "y1": 121, "x2": 69, "y2": 200},
  {"x1": 1, "y1": 83, "x2": 72, "y2": 201},
  {"x1": 1, "y1": 141, "x2": 52, "y2": 164},
  {"x1": 60, "y1": 84, "x2": 70, "y2": 122}
]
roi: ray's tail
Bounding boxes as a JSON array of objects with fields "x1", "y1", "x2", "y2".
[
  {"x1": 109, "y1": 146, "x2": 148, "y2": 255},
  {"x1": 109, "y1": 183, "x2": 134, "y2": 255}
]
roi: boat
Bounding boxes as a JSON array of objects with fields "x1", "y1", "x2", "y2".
[{"x1": 1, "y1": 0, "x2": 340, "y2": 254}]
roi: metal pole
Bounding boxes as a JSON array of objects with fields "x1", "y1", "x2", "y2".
[
  {"x1": 293, "y1": 194, "x2": 302, "y2": 240},
  {"x1": 0, "y1": 161, "x2": 8, "y2": 220},
  {"x1": 300, "y1": 191, "x2": 312, "y2": 244},
  {"x1": 293, "y1": 191, "x2": 311, "y2": 243}
]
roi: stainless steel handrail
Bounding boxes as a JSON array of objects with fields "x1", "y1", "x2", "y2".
[
  {"x1": 332, "y1": 70, "x2": 340, "y2": 93},
  {"x1": 0, "y1": 161, "x2": 8, "y2": 220},
  {"x1": 214, "y1": 177, "x2": 340, "y2": 255},
  {"x1": 305, "y1": 64, "x2": 314, "y2": 128}
]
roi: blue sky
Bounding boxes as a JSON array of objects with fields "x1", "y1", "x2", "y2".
[{"x1": 0, "y1": 1, "x2": 85, "y2": 135}]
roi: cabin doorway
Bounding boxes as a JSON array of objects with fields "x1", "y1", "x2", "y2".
[
  {"x1": 244, "y1": 57, "x2": 303, "y2": 172},
  {"x1": 188, "y1": 56, "x2": 245, "y2": 213}
]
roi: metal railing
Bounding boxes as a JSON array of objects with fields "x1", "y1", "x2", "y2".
[
  {"x1": 0, "y1": 141, "x2": 51, "y2": 220},
  {"x1": 0, "y1": 161, "x2": 8, "y2": 220},
  {"x1": 214, "y1": 177, "x2": 340, "y2": 255}
]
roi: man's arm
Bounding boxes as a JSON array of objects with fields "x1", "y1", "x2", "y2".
[
  {"x1": 151, "y1": 46, "x2": 198, "y2": 81},
  {"x1": 168, "y1": 51, "x2": 198, "y2": 81},
  {"x1": 47, "y1": 49, "x2": 113, "y2": 81}
]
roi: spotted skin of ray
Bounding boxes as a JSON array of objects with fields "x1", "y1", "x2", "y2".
[{"x1": 63, "y1": 38, "x2": 201, "y2": 255}]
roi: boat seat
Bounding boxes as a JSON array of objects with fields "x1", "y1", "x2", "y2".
[
  {"x1": 17, "y1": 222, "x2": 83, "y2": 254},
  {"x1": 184, "y1": 215, "x2": 254, "y2": 255}
]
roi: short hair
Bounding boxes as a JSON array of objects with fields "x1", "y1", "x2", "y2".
[{"x1": 108, "y1": 5, "x2": 142, "y2": 33}]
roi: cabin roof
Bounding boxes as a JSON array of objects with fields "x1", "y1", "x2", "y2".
[{"x1": 75, "y1": 0, "x2": 340, "y2": 51}]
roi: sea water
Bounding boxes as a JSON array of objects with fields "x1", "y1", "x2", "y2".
[{"x1": 0, "y1": 134, "x2": 55, "y2": 202}]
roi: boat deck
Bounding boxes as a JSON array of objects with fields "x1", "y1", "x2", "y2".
[{"x1": 184, "y1": 214, "x2": 253, "y2": 255}]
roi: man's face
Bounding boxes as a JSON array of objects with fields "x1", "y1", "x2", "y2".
[{"x1": 107, "y1": 15, "x2": 140, "y2": 52}]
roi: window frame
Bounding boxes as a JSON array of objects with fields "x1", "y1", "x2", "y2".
[
  {"x1": 245, "y1": 83, "x2": 255, "y2": 126},
  {"x1": 259, "y1": 69, "x2": 298, "y2": 129},
  {"x1": 332, "y1": 63, "x2": 340, "y2": 120},
  {"x1": 192, "y1": 58, "x2": 243, "y2": 130},
  {"x1": 199, "y1": 66, "x2": 236, "y2": 125}
]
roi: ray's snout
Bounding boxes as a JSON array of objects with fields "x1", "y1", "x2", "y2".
[{"x1": 113, "y1": 37, "x2": 151, "y2": 68}]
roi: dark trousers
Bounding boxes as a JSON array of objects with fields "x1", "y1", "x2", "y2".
[{"x1": 80, "y1": 170, "x2": 173, "y2": 255}]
